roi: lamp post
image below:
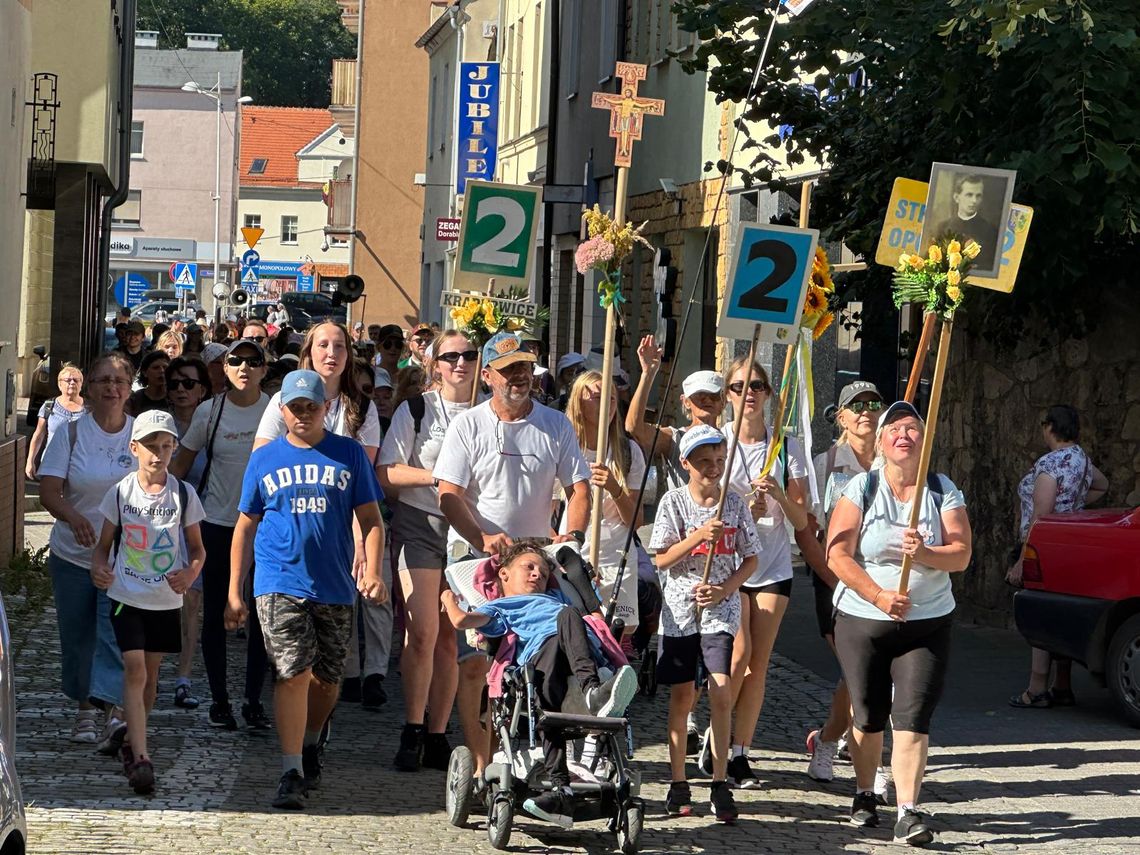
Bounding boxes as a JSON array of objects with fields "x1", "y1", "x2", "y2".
[{"x1": 183, "y1": 74, "x2": 252, "y2": 324}]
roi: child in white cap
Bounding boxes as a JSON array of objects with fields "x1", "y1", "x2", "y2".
[{"x1": 91, "y1": 409, "x2": 207, "y2": 795}]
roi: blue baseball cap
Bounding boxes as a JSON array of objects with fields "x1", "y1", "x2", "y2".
[
  {"x1": 483, "y1": 331, "x2": 537, "y2": 370},
  {"x1": 678, "y1": 424, "x2": 726, "y2": 460},
  {"x1": 280, "y1": 369, "x2": 325, "y2": 407}
]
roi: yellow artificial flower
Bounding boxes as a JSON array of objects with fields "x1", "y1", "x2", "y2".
[
  {"x1": 947, "y1": 268, "x2": 961, "y2": 287},
  {"x1": 947, "y1": 240, "x2": 961, "y2": 255},
  {"x1": 948, "y1": 251, "x2": 963, "y2": 269},
  {"x1": 963, "y1": 240, "x2": 981, "y2": 259},
  {"x1": 812, "y1": 311, "x2": 834, "y2": 340},
  {"x1": 947, "y1": 284, "x2": 962, "y2": 302},
  {"x1": 928, "y1": 244, "x2": 943, "y2": 264}
]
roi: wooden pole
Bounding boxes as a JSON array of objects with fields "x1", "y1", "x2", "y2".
[
  {"x1": 904, "y1": 311, "x2": 937, "y2": 405},
  {"x1": 587, "y1": 166, "x2": 629, "y2": 571},
  {"x1": 896, "y1": 313, "x2": 954, "y2": 592},
  {"x1": 699, "y1": 323, "x2": 762, "y2": 586}
]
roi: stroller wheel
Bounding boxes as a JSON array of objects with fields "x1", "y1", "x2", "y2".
[
  {"x1": 488, "y1": 794, "x2": 514, "y2": 850},
  {"x1": 445, "y1": 745, "x2": 475, "y2": 827},
  {"x1": 616, "y1": 800, "x2": 644, "y2": 855}
]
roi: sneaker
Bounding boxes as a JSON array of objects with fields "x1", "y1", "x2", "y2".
[
  {"x1": 728, "y1": 754, "x2": 760, "y2": 789},
  {"x1": 850, "y1": 791, "x2": 880, "y2": 827},
  {"x1": 665, "y1": 781, "x2": 693, "y2": 816},
  {"x1": 710, "y1": 781, "x2": 738, "y2": 823},
  {"x1": 836, "y1": 734, "x2": 851, "y2": 762},
  {"x1": 584, "y1": 665, "x2": 638, "y2": 717},
  {"x1": 340, "y1": 676, "x2": 362, "y2": 703},
  {"x1": 242, "y1": 701, "x2": 272, "y2": 732},
  {"x1": 522, "y1": 787, "x2": 574, "y2": 829},
  {"x1": 96, "y1": 716, "x2": 128, "y2": 756},
  {"x1": 70, "y1": 709, "x2": 100, "y2": 744},
  {"x1": 361, "y1": 674, "x2": 386, "y2": 711},
  {"x1": 127, "y1": 758, "x2": 155, "y2": 795},
  {"x1": 894, "y1": 808, "x2": 935, "y2": 846},
  {"x1": 272, "y1": 769, "x2": 307, "y2": 810},
  {"x1": 686, "y1": 722, "x2": 700, "y2": 756},
  {"x1": 394, "y1": 724, "x2": 425, "y2": 772},
  {"x1": 696, "y1": 727, "x2": 713, "y2": 777},
  {"x1": 302, "y1": 744, "x2": 323, "y2": 790},
  {"x1": 807, "y1": 731, "x2": 837, "y2": 782},
  {"x1": 208, "y1": 702, "x2": 238, "y2": 730},
  {"x1": 422, "y1": 732, "x2": 452, "y2": 771},
  {"x1": 173, "y1": 683, "x2": 200, "y2": 709},
  {"x1": 873, "y1": 765, "x2": 891, "y2": 805}
]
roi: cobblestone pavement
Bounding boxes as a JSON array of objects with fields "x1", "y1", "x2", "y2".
[{"x1": 17, "y1": 512, "x2": 1140, "y2": 853}]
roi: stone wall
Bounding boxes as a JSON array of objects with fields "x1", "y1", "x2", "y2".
[{"x1": 936, "y1": 304, "x2": 1140, "y2": 626}]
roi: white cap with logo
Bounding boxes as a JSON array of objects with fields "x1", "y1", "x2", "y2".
[
  {"x1": 682, "y1": 370, "x2": 724, "y2": 398},
  {"x1": 130, "y1": 410, "x2": 179, "y2": 442}
]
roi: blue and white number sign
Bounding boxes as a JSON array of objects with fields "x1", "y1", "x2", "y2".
[{"x1": 717, "y1": 223, "x2": 819, "y2": 343}]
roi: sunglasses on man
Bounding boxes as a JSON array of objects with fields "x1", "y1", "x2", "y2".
[
  {"x1": 380, "y1": 337, "x2": 404, "y2": 350},
  {"x1": 226, "y1": 354, "x2": 265, "y2": 368},
  {"x1": 168, "y1": 378, "x2": 202, "y2": 390}
]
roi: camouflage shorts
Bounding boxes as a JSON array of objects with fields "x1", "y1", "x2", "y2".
[{"x1": 255, "y1": 594, "x2": 354, "y2": 684}]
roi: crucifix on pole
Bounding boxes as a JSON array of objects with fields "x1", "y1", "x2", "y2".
[{"x1": 586, "y1": 62, "x2": 665, "y2": 576}]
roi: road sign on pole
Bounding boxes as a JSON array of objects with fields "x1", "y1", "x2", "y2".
[
  {"x1": 171, "y1": 262, "x2": 198, "y2": 291},
  {"x1": 717, "y1": 223, "x2": 819, "y2": 343},
  {"x1": 453, "y1": 180, "x2": 541, "y2": 293},
  {"x1": 241, "y1": 227, "x2": 264, "y2": 250}
]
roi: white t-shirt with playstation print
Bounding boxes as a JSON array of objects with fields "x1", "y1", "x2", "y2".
[{"x1": 98, "y1": 472, "x2": 206, "y2": 611}]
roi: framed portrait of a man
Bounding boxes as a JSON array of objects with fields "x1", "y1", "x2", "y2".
[{"x1": 919, "y1": 163, "x2": 1016, "y2": 279}]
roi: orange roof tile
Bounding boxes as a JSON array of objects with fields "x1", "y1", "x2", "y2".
[{"x1": 240, "y1": 106, "x2": 335, "y2": 188}]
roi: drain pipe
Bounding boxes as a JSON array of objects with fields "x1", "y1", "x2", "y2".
[{"x1": 96, "y1": 0, "x2": 137, "y2": 364}]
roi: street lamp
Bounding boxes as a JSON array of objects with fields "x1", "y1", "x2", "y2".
[{"x1": 183, "y1": 74, "x2": 253, "y2": 322}]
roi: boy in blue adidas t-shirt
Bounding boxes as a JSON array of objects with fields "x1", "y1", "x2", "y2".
[{"x1": 227, "y1": 370, "x2": 387, "y2": 811}]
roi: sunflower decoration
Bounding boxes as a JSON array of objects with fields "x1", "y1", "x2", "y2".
[
  {"x1": 447, "y1": 286, "x2": 550, "y2": 346},
  {"x1": 892, "y1": 237, "x2": 980, "y2": 319},
  {"x1": 575, "y1": 205, "x2": 651, "y2": 309},
  {"x1": 800, "y1": 247, "x2": 836, "y2": 340}
]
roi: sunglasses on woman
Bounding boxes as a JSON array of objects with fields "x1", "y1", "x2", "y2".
[
  {"x1": 436, "y1": 349, "x2": 479, "y2": 365},
  {"x1": 168, "y1": 378, "x2": 202, "y2": 390},
  {"x1": 728, "y1": 379, "x2": 768, "y2": 395},
  {"x1": 226, "y1": 355, "x2": 265, "y2": 368},
  {"x1": 846, "y1": 400, "x2": 884, "y2": 414}
]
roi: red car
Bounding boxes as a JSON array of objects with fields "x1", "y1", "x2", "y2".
[{"x1": 1014, "y1": 506, "x2": 1140, "y2": 725}]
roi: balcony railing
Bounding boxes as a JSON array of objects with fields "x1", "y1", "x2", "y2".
[{"x1": 325, "y1": 177, "x2": 353, "y2": 234}]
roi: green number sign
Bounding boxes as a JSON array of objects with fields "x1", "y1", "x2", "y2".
[{"x1": 454, "y1": 180, "x2": 541, "y2": 293}]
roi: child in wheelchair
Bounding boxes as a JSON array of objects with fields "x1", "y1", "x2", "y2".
[{"x1": 442, "y1": 540, "x2": 638, "y2": 829}]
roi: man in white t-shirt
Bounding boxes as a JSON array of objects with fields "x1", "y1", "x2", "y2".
[{"x1": 433, "y1": 331, "x2": 590, "y2": 776}]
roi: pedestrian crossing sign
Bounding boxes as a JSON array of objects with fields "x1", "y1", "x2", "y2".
[
  {"x1": 241, "y1": 266, "x2": 259, "y2": 286},
  {"x1": 171, "y1": 262, "x2": 197, "y2": 291}
]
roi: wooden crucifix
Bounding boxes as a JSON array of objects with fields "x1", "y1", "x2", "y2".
[{"x1": 584, "y1": 62, "x2": 664, "y2": 577}]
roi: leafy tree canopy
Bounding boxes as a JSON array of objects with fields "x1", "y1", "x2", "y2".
[
  {"x1": 674, "y1": 0, "x2": 1139, "y2": 341},
  {"x1": 138, "y1": 0, "x2": 356, "y2": 108}
]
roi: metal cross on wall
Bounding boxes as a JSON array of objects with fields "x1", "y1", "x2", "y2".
[{"x1": 591, "y1": 62, "x2": 666, "y2": 168}]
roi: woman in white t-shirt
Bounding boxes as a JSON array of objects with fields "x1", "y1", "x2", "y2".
[
  {"x1": 562, "y1": 370, "x2": 645, "y2": 634},
  {"x1": 827, "y1": 401, "x2": 972, "y2": 842},
  {"x1": 38, "y1": 351, "x2": 136, "y2": 747},
  {"x1": 171, "y1": 339, "x2": 270, "y2": 730},
  {"x1": 720, "y1": 355, "x2": 809, "y2": 788},
  {"x1": 26, "y1": 362, "x2": 85, "y2": 481},
  {"x1": 378, "y1": 329, "x2": 475, "y2": 771}
]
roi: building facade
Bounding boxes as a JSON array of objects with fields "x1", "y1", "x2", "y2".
[{"x1": 113, "y1": 33, "x2": 243, "y2": 314}]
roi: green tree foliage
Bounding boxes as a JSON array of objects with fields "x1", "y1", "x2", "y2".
[
  {"x1": 673, "y1": 0, "x2": 1139, "y2": 341},
  {"x1": 137, "y1": 0, "x2": 356, "y2": 108}
]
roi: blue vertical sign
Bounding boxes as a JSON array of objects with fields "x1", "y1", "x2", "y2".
[{"x1": 456, "y1": 62, "x2": 500, "y2": 195}]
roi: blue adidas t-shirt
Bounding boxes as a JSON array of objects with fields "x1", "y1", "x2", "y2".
[{"x1": 239, "y1": 432, "x2": 383, "y2": 605}]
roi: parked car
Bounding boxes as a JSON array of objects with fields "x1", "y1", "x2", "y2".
[
  {"x1": 248, "y1": 302, "x2": 314, "y2": 332},
  {"x1": 24, "y1": 346, "x2": 51, "y2": 429},
  {"x1": 280, "y1": 292, "x2": 346, "y2": 325},
  {"x1": 128, "y1": 301, "x2": 182, "y2": 325},
  {"x1": 0, "y1": 593, "x2": 27, "y2": 853},
  {"x1": 1014, "y1": 507, "x2": 1140, "y2": 725}
]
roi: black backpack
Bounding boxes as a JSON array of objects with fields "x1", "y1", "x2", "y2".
[
  {"x1": 859, "y1": 469, "x2": 945, "y2": 516},
  {"x1": 407, "y1": 394, "x2": 426, "y2": 435},
  {"x1": 112, "y1": 477, "x2": 191, "y2": 559}
]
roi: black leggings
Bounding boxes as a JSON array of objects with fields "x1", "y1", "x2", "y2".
[
  {"x1": 834, "y1": 611, "x2": 952, "y2": 734},
  {"x1": 530, "y1": 608, "x2": 600, "y2": 788},
  {"x1": 200, "y1": 521, "x2": 268, "y2": 707}
]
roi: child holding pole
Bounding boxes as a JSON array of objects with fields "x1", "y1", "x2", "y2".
[{"x1": 647, "y1": 424, "x2": 759, "y2": 823}]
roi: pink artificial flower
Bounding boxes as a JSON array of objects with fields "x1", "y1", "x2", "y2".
[{"x1": 575, "y1": 235, "x2": 615, "y2": 274}]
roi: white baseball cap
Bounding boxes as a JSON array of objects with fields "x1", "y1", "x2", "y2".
[
  {"x1": 682, "y1": 370, "x2": 724, "y2": 398},
  {"x1": 556, "y1": 352, "x2": 586, "y2": 374},
  {"x1": 373, "y1": 367, "x2": 394, "y2": 390},
  {"x1": 130, "y1": 409, "x2": 179, "y2": 442},
  {"x1": 678, "y1": 424, "x2": 726, "y2": 460}
]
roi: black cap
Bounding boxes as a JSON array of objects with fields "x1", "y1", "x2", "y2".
[{"x1": 375, "y1": 323, "x2": 403, "y2": 340}]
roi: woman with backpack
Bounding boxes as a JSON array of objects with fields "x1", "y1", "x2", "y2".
[
  {"x1": 26, "y1": 362, "x2": 86, "y2": 482},
  {"x1": 377, "y1": 329, "x2": 476, "y2": 772},
  {"x1": 826, "y1": 400, "x2": 972, "y2": 846},
  {"x1": 718, "y1": 355, "x2": 810, "y2": 789},
  {"x1": 171, "y1": 339, "x2": 270, "y2": 731}
]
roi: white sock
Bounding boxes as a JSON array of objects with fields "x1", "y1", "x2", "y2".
[
  {"x1": 282, "y1": 754, "x2": 302, "y2": 775},
  {"x1": 687, "y1": 712, "x2": 697, "y2": 730},
  {"x1": 898, "y1": 802, "x2": 916, "y2": 819},
  {"x1": 731, "y1": 744, "x2": 745, "y2": 759}
]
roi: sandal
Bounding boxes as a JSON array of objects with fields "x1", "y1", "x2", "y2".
[
  {"x1": 1049, "y1": 688, "x2": 1077, "y2": 707},
  {"x1": 1009, "y1": 690, "x2": 1052, "y2": 709}
]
